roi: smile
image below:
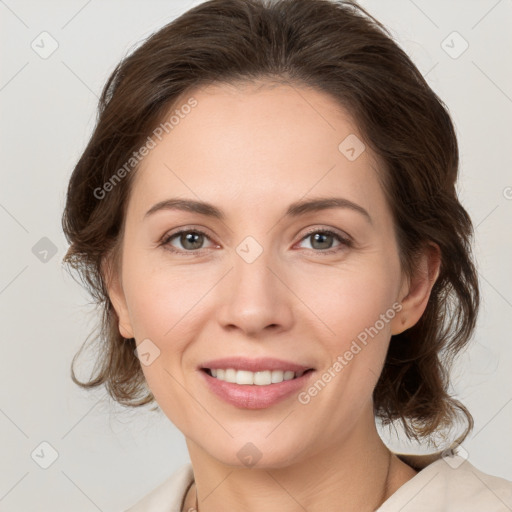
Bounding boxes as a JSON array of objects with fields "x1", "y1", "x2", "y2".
[{"x1": 203, "y1": 368, "x2": 312, "y2": 385}]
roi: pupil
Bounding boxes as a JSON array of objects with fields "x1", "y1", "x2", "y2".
[
  {"x1": 312, "y1": 232, "x2": 332, "y2": 250},
  {"x1": 182, "y1": 232, "x2": 203, "y2": 250}
]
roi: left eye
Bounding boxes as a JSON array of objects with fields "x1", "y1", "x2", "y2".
[{"x1": 297, "y1": 230, "x2": 351, "y2": 253}]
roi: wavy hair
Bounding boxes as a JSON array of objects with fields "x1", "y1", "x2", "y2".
[{"x1": 62, "y1": 0, "x2": 479, "y2": 448}]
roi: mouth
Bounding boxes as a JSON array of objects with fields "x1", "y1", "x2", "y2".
[
  {"x1": 197, "y1": 357, "x2": 316, "y2": 408},
  {"x1": 199, "y1": 366, "x2": 316, "y2": 409},
  {"x1": 199, "y1": 368, "x2": 315, "y2": 409},
  {"x1": 201, "y1": 367, "x2": 315, "y2": 385}
]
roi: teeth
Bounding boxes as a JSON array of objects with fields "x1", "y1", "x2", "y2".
[{"x1": 209, "y1": 368, "x2": 304, "y2": 385}]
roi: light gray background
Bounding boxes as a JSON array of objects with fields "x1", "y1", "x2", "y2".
[{"x1": 1, "y1": 0, "x2": 511, "y2": 510}]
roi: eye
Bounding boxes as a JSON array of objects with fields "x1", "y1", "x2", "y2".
[
  {"x1": 160, "y1": 227, "x2": 352, "y2": 256},
  {"x1": 296, "y1": 228, "x2": 352, "y2": 254},
  {"x1": 161, "y1": 228, "x2": 217, "y2": 254}
]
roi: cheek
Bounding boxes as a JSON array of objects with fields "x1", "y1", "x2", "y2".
[
  {"x1": 293, "y1": 257, "x2": 401, "y2": 340},
  {"x1": 121, "y1": 243, "x2": 208, "y2": 336},
  {"x1": 293, "y1": 265, "x2": 401, "y2": 416},
  {"x1": 121, "y1": 256, "x2": 220, "y2": 374},
  {"x1": 123, "y1": 264, "x2": 208, "y2": 417}
]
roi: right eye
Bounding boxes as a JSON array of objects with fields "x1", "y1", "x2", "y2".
[{"x1": 161, "y1": 228, "x2": 218, "y2": 254}]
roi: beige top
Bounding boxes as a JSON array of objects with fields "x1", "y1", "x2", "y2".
[{"x1": 125, "y1": 449, "x2": 512, "y2": 511}]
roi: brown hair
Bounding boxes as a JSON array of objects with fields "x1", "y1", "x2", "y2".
[{"x1": 62, "y1": 0, "x2": 479, "y2": 448}]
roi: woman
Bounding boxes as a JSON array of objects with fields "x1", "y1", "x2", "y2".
[{"x1": 61, "y1": 0, "x2": 512, "y2": 510}]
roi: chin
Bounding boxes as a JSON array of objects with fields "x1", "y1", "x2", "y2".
[{"x1": 207, "y1": 437, "x2": 307, "y2": 470}]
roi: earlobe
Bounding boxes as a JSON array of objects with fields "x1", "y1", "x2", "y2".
[
  {"x1": 391, "y1": 304, "x2": 408, "y2": 336},
  {"x1": 101, "y1": 256, "x2": 134, "y2": 340},
  {"x1": 391, "y1": 243, "x2": 441, "y2": 335}
]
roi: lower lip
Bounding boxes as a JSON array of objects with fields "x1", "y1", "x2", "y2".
[{"x1": 199, "y1": 369, "x2": 315, "y2": 409}]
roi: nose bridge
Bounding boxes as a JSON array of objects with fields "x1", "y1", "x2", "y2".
[
  {"x1": 233, "y1": 243, "x2": 275, "y2": 298},
  {"x1": 216, "y1": 237, "x2": 293, "y2": 335}
]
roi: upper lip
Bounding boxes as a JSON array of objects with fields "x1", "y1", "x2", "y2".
[{"x1": 199, "y1": 357, "x2": 314, "y2": 373}]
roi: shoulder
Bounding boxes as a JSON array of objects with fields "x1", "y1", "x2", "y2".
[
  {"x1": 379, "y1": 450, "x2": 512, "y2": 512},
  {"x1": 124, "y1": 462, "x2": 194, "y2": 512}
]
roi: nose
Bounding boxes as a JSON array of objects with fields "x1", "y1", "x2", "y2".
[{"x1": 216, "y1": 248, "x2": 294, "y2": 337}]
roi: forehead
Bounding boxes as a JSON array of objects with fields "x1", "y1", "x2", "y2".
[{"x1": 129, "y1": 80, "x2": 387, "y2": 221}]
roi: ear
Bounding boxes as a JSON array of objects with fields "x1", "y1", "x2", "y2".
[
  {"x1": 390, "y1": 243, "x2": 441, "y2": 335},
  {"x1": 101, "y1": 253, "x2": 134, "y2": 339}
]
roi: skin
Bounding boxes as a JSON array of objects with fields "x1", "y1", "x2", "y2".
[{"x1": 105, "y1": 81, "x2": 440, "y2": 512}]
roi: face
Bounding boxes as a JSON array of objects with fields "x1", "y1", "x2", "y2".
[{"x1": 107, "y1": 81, "x2": 428, "y2": 468}]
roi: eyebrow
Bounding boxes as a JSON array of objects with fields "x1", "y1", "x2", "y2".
[{"x1": 144, "y1": 196, "x2": 372, "y2": 224}]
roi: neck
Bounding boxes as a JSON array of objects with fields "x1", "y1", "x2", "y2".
[{"x1": 183, "y1": 409, "x2": 411, "y2": 512}]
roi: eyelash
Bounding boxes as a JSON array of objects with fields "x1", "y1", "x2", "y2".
[{"x1": 160, "y1": 227, "x2": 353, "y2": 256}]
